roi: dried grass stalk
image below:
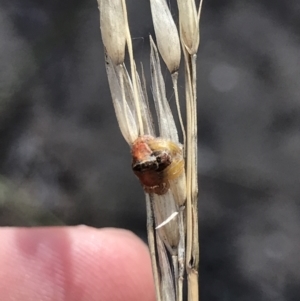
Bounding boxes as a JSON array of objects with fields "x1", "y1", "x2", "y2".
[
  {"x1": 177, "y1": 1, "x2": 204, "y2": 300},
  {"x1": 97, "y1": 1, "x2": 204, "y2": 300}
]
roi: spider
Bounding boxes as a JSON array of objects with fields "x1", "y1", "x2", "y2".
[{"x1": 131, "y1": 135, "x2": 184, "y2": 195}]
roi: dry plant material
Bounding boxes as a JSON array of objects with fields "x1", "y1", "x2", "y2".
[{"x1": 97, "y1": 1, "x2": 203, "y2": 300}]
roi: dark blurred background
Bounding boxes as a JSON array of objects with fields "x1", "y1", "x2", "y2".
[{"x1": 0, "y1": 0, "x2": 300, "y2": 300}]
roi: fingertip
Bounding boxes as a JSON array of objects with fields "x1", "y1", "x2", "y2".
[{"x1": 0, "y1": 227, "x2": 156, "y2": 301}]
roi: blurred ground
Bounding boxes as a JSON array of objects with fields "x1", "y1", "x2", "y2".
[{"x1": 0, "y1": 0, "x2": 299, "y2": 300}]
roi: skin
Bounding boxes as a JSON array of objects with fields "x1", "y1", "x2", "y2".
[{"x1": 0, "y1": 227, "x2": 156, "y2": 301}]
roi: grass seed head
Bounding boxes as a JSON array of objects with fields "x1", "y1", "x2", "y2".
[
  {"x1": 98, "y1": 0, "x2": 126, "y2": 65},
  {"x1": 177, "y1": 0, "x2": 199, "y2": 54},
  {"x1": 150, "y1": 0, "x2": 181, "y2": 73}
]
